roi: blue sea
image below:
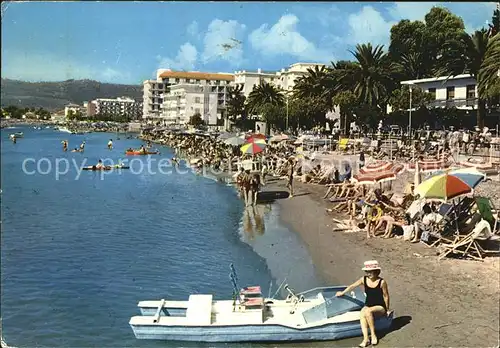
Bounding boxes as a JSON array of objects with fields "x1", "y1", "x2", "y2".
[{"x1": 1, "y1": 126, "x2": 325, "y2": 348}]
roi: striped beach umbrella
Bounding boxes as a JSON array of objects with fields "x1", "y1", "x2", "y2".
[
  {"x1": 415, "y1": 168, "x2": 485, "y2": 201},
  {"x1": 240, "y1": 142, "x2": 266, "y2": 155},
  {"x1": 353, "y1": 163, "x2": 405, "y2": 185},
  {"x1": 407, "y1": 158, "x2": 451, "y2": 173},
  {"x1": 361, "y1": 160, "x2": 394, "y2": 173}
]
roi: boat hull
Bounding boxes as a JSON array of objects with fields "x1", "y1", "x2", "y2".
[{"x1": 130, "y1": 315, "x2": 393, "y2": 342}]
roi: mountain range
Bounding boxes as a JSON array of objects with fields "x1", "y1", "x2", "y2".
[{"x1": 1, "y1": 78, "x2": 143, "y2": 111}]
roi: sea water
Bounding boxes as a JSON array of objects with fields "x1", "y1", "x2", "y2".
[{"x1": 1, "y1": 126, "x2": 324, "y2": 348}]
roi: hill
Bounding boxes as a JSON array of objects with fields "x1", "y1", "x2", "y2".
[{"x1": 1, "y1": 78, "x2": 143, "y2": 111}]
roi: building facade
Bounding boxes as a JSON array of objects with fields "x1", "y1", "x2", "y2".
[
  {"x1": 400, "y1": 74, "x2": 478, "y2": 110},
  {"x1": 91, "y1": 97, "x2": 143, "y2": 119},
  {"x1": 64, "y1": 104, "x2": 86, "y2": 118},
  {"x1": 233, "y1": 63, "x2": 325, "y2": 96},
  {"x1": 143, "y1": 70, "x2": 234, "y2": 124}
]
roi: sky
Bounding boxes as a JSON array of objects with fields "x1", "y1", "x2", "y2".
[{"x1": 1, "y1": 1, "x2": 496, "y2": 85}]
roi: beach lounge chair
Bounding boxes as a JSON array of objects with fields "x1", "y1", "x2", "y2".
[
  {"x1": 475, "y1": 197, "x2": 499, "y2": 234},
  {"x1": 438, "y1": 217, "x2": 500, "y2": 261}
]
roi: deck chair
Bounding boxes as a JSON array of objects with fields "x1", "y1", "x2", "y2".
[
  {"x1": 475, "y1": 197, "x2": 499, "y2": 234},
  {"x1": 438, "y1": 226, "x2": 484, "y2": 261},
  {"x1": 338, "y1": 138, "x2": 349, "y2": 151}
]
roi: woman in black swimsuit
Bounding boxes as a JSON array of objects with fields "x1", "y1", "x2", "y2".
[{"x1": 335, "y1": 260, "x2": 390, "y2": 347}]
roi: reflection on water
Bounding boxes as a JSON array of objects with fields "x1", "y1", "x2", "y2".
[{"x1": 243, "y1": 205, "x2": 268, "y2": 238}]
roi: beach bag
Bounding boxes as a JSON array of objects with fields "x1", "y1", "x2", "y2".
[{"x1": 403, "y1": 225, "x2": 414, "y2": 241}]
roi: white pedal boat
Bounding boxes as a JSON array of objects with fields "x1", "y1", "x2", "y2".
[{"x1": 129, "y1": 284, "x2": 393, "y2": 342}]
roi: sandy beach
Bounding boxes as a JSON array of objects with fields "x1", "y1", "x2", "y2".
[{"x1": 265, "y1": 179, "x2": 500, "y2": 347}]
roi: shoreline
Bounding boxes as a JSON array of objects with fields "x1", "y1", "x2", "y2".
[{"x1": 268, "y1": 179, "x2": 499, "y2": 347}]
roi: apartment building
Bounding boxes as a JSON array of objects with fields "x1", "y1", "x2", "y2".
[
  {"x1": 143, "y1": 70, "x2": 234, "y2": 124},
  {"x1": 400, "y1": 74, "x2": 478, "y2": 110},
  {"x1": 162, "y1": 84, "x2": 219, "y2": 125},
  {"x1": 64, "y1": 103, "x2": 86, "y2": 118},
  {"x1": 89, "y1": 97, "x2": 143, "y2": 119},
  {"x1": 233, "y1": 63, "x2": 326, "y2": 96}
]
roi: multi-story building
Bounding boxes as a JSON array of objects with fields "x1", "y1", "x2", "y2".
[
  {"x1": 163, "y1": 84, "x2": 219, "y2": 125},
  {"x1": 400, "y1": 74, "x2": 478, "y2": 110},
  {"x1": 90, "y1": 97, "x2": 143, "y2": 119},
  {"x1": 233, "y1": 63, "x2": 326, "y2": 96},
  {"x1": 143, "y1": 70, "x2": 234, "y2": 124},
  {"x1": 64, "y1": 103, "x2": 86, "y2": 118}
]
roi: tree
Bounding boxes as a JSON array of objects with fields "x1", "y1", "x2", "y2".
[
  {"x1": 388, "y1": 85, "x2": 433, "y2": 112},
  {"x1": 188, "y1": 112, "x2": 205, "y2": 126},
  {"x1": 438, "y1": 29, "x2": 499, "y2": 127},
  {"x1": 226, "y1": 85, "x2": 246, "y2": 122},
  {"x1": 67, "y1": 109, "x2": 75, "y2": 120},
  {"x1": 347, "y1": 43, "x2": 395, "y2": 110},
  {"x1": 424, "y1": 6, "x2": 467, "y2": 73},
  {"x1": 245, "y1": 83, "x2": 285, "y2": 115},
  {"x1": 488, "y1": 7, "x2": 499, "y2": 37},
  {"x1": 389, "y1": 19, "x2": 430, "y2": 80}
]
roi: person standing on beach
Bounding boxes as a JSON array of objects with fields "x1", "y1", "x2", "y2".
[
  {"x1": 359, "y1": 151, "x2": 365, "y2": 170},
  {"x1": 286, "y1": 159, "x2": 294, "y2": 198},
  {"x1": 336, "y1": 260, "x2": 390, "y2": 347}
]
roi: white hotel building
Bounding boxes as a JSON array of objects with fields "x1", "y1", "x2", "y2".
[
  {"x1": 142, "y1": 63, "x2": 325, "y2": 125},
  {"x1": 400, "y1": 74, "x2": 478, "y2": 110}
]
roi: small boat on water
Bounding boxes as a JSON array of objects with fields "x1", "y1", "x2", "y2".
[
  {"x1": 125, "y1": 150, "x2": 160, "y2": 156},
  {"x1": 9, "y1": 132, "x2": 23, "y2": 138},
  {"x1": 129, "y1": 265, "x2": 393, "y2": 342},
  {"x1": 58, "y1": 127, "x2": 72, "y2": 133},
  {"x1": 82, "y1": 165, "x2": 130, "y2": 171}
]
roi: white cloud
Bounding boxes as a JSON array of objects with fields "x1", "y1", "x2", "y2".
[
  {"x1": 187, "y1": 20, "x2": 200, "y2": 38},
  {"x1": 1, "y1": 50, "x2": 133, "y2": 83},
  {"x1": 346, "y1": 6, "x2": 397, "y2": 46},
  {"x1": 201, "y1": 19, "x2": 246, "y2": 66},
  {"x1": 249, "y1": 14, "x2": 333, "y2": 62},
  {"x1": 387, "y1": 2, "x2": 439, "y2": 21},
  {"x1": 157, "y1": 42, "x2": 198, "y2": 71}
]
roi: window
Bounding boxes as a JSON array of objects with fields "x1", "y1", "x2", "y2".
[
  {"x1": 446, "y1": 86, "x2": 455, "y2": 100},
  {"x1": 195, "y1": 97, "x2": 201, "y2": 103},
  {"x1": 175, "y1": 78, "x2": 180, "y2": 83},
  {"x1": 466, "y1": 84, "x2": 476, "y2": 99},
  {"x1": 427, "y1": 88, "x2": 436, "y2": 99},
  {"x1": 186, "y1": 79, "x2": 191, "y2": 83},
  {"x1": 196, "y1": 79, "x2": 200, "y2": 83}
]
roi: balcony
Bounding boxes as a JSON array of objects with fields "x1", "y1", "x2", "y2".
[{"x1": 427, "y1": 98, "x2": 478, "y2": 109}]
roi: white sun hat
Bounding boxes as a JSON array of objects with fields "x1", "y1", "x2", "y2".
[{"x1": 362, "y1": 260, "x2": 381, "y2": 271}]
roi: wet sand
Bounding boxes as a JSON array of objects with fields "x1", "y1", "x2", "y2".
[{"x1": 266, "y1": 179, "x2": 499, "y2": 347}]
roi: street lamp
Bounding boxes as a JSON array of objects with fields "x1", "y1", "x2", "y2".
[
  {"x1": 285, "y1": 94, "x2": 289, "y2": 132},
  {"x1": 408, "y1": 83, "x2": 414, "y2": 138}
]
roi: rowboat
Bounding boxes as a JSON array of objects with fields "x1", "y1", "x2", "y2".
[
  {"x1": 9, "y1": 132, "x2": 23, "y2": 138},
  {"x1": 82, "y1": 165, "x2": 130, "y2": 171},
  {"x1": 129, "y1": 265, "x2": 393, "y2": 342},
  {"x1": 125, "y1": 150, "x2": 160, "y2": 155}
]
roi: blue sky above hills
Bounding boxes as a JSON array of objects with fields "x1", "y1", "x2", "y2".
[{"x1": 1, "y1": 1, "x2": 495, "y2": 84}]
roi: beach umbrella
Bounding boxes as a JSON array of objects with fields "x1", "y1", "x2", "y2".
[
  {"x1": 427, "y1": 168, "x2": 487, "y2": 189},
  {"x1": 360, "y1": 160, "x2": 394, "y2": 173},
  {"x1": 224, "y1": 137, "x2": 246, "y2": 146},
  {"x1": 240, "y1": 142, "x2": 266, "y2": 155},
  {"x1": 246, "y1": 137, "x2": 267, "y2": 145},
  {"x1": 246, "y1": 133, "x2": 267, "y2": 141},
  {"x1": 353, "y1": 163, "x2": 405, "y2": 185},
  {"x1": 414, "y1": 169, "x2": 486, "y2": 201},
  {"x1": 218, "y1": 132, "x2": 236, "y2": 140},
  {"x1": 407, "y1": 159, "x2": 450, "y2": 173}
]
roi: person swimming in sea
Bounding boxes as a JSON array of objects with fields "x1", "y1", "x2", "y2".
[
  {"x1": 108, "y1": 139, "x2": 113, "y2": 150},
  {"x1": 80, "y1": 141, "x2": 86, "y2": 152},
  {"x1": 11, "y1": 135, "x2": 17, "y2": 144},
  {"x1": 95, "y1": 159, "x2": 106, "y2": 169},
  {"x1": 71, "y1": 148, "x2": 81, "y2": 153},
  {"x1": 62, "y1": 140, "x2": 68, "y2": 152}
]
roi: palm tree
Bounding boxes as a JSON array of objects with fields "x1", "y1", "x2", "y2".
[
  {"x1": 245, "y1": 82, "x2": 285, "y2": 115},
  {"x1": 347, "y1": 43, "x2": 395, "y2": 110},
  {"x1": 226, "y1": 84, "x2": 246, "y2": 121},
  {"x1": 438, "y1": 29, "x2": 499, "y2": 127},
  {"x1": 293, "y1": 65, "x2": 335, "y2": 103}
]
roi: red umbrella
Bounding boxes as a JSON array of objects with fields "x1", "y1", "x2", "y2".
[
  {"x1": 246, "y1": 133, "x2": 267, "y2": 141},
  {"x1": 360, "y1": 161, "x2": 393, "y2": 173}
]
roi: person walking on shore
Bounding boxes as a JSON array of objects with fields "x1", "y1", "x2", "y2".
[
  {"x1": 287, "y1": 159, "x2": 294, "y2": 198},
  {"x1": 336, "y1": 260, "x2": 390, "y2": 347}
]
